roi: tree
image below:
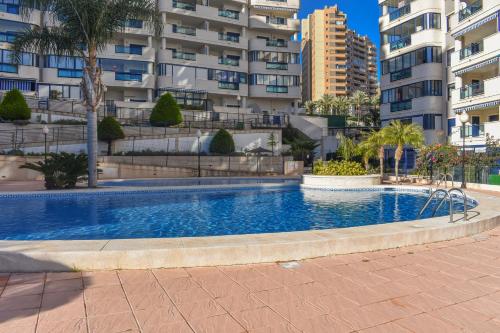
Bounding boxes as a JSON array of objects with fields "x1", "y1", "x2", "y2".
[
  {"x1": 13, "y1": 0, "x2": 161, "y2": 187},
  {"x1": 317, "y1": 94, "x2": 334, "y2": 115},
  {"x1": 98, "y1": 116, "x2": 125, "y2": 156},
  {"x1": 0, "y1": 89, "x2": 31, "y2": 121},
  {"x1": 350, "y1": 90, "x2": 369, "y2": 123},
  {"x1": 303, "y1": 100, "x2": 316, "y2": 115},
  {"x1": 210, "y1": 129, "x2": 235, "y2": 155},
  {"x1": 332, "y1": 96, "x2": 350, "y2": 116},
  {"x1": 267, "y1": 132, "x2": 278, "y2": 156},
  {"x1": 383, "y1": 120, "x2": 424, "y2": 184},
  {"x1": 150, "y1": 93, "x2": 183, "y2": 127},
  {"x1": 290, "y1": 139, "x2": 318, "y2": 165},
  {"x1": 357, "y1": 131, "x2": 386, "y2": 174},
  {"x1": 336, "y1": 133, "x2": 357, "y2": 161},
  {"x1": 366, "y1": 94, "x2": 381, "y2": 127}
]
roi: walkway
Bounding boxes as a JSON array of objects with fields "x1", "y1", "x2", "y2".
[{"x1": 1, "y1": 228, "x2": 499, "y2": 333}]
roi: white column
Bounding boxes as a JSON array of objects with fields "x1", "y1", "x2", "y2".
[
  {"x1": 242, "y1": 96, "x2": 247, "y2": 109},
  {"x1": 148, "y1": 36, "x2": 153, "y2": 47},
  {"x1": 147, "y1": 89, "x2": 153, "y2": 102},
  {"x1": 161, "y1": 37, "x2": 166, "y2": 49}
]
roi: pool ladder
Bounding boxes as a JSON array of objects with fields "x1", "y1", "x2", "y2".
[{"x1": 418, "y1": 188, "x2": 468, "y2": 223}]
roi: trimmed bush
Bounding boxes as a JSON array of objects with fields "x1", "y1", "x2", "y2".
[
  {"x1": 98, "y1": 116, "x2": 125, "y2": 156},
  {"x1": 209, "y1": 129, "x2": 235, "y2": 155},
  {"x1": 150, "y1": 93, "x2": 183, "y2": 127},
  {"x1": 0, "y1": 89, "x2": 31, "y2": 121},
  {"x1": 313, "y1": 160, "x2": 367, "y2": 176}
]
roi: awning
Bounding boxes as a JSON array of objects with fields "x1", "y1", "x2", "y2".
[
  {"x1": 452, "y1": 11, "x2": 499, "y2": 38},
  {"x1": 453, "y1": 99, "x2": 500, "y2": 113},
  {"x1": 252, "y1": 5, "x2": 297, "y2": 13},
  {"x1": 454, "y1": 56, "x2": 500, "y2": 75}
]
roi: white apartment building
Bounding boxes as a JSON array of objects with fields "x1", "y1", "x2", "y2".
[
  {"x1": 379, "y1": 0, "x2": 499, "y2": 150},
  {"x1": 0, "y1": 0, "x2": 301, "y2": 116}
]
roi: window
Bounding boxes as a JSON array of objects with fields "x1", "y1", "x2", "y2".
[
  {"x1": 249, "y1": 51, "x2": 300, "y2": 64},
  {"x1": 381, "y1": 13, "x2": 441, "y2": 45},
  {"x1": 489, "y1": 115, "x2": 499, "y2": 122},
  {"x1": 447, "y1": 83, "x2": 455, "y2": 101},
  {"x1": 381, "y1": 46, "x2": 442, "y2": 75},
  {"x1": 423, "y1": 114, "x2": 436, "y2": 130},
  {"x1": 382, "y1": 80, "x2": 442, "y2": 104},
  {"x1": 0, "y1": 78, "x2": 36, "y2": 91},
  {"x1": 249, "y1": 74, "x2": 300, "y2": 86}
]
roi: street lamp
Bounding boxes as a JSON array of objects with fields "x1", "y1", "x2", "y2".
[
  {"x1": 237, "y1": 94, "x2": 241, "y2": 124},
  {"x1": 196, "y1": 129, "x2": 202, "y2": 178},
  {"x1": 42, "y1": 125, "x2": 50, "y2": 162},
  {"x1": 459, "y1": 111, "x2": 470, "y2": 189}
]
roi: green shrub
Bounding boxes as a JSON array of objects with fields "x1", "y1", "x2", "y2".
[
  {"x1": 313, "y1": 160, "x2": 367, "y2": 176},
  {"x1": 20, "y1": 153, "x2": 88, "y2": 189},
  {"x1": 209, "y1": 129, "x2": 235, "y2": 155},
  {"x1": 98, "y1": 117, "x2": 125, "y2": 156},
  {"x1": 150, "y1": 93, "x2": 183, "y2": 127},
  {"x1": 0, "y1": 89, "x2": 31, "y2": 121}
]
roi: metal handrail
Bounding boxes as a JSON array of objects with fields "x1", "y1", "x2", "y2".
[
  {"x1": 437, "y1": 173, "x2": 454, "y2": 188},
  {"x1": 449, "y1": 188, "x2": 468, "y2": 222},
  {"x1": 418, "y1": 189, "x2": 454, "y2": 223}
]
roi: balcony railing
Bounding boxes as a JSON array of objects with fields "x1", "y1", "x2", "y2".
[
  {"x1": 173, "y1": 0, "x2": 195, "y2": 11},
  {"x1": 390, "y1": 36, "x2": 411, "y2": 51},
  {"x1": 0, "y1": 32, "x2": 17, "y2": 43},
  {"x1": 266, "y1": 85, "x2": 288, "y2": 93},
  {"x1": 115, "y1": 45, "x2": 143, "y2": 55},
  {"x1": 218, "y1": 57, "x2": 239, "y2": 66},
  {"x1": 459, "y1": 1, "x2": 482, "y2": 22},
  {"x1": 58, "y1": 69, "x2": 83, "y2": 78},
  {"x1": 460, "y1": 81, "x2": 484, "y2": 99},
  {"x1": 459, "y1": 41, "x2": 483, "y2": 60},
  {"x1": 218, "y1": 9, "x2": 239, "y2": 20},
  {"x1": 0, "y1": 4, "x2": 20, "y2": 14},
  {"x1": 390, "y1": 68, "x2": 412, "y2": 82},
  {"x1": 267, "y1": 17, "x2": 287, "y2": 25},
  {"x1": 125, "y1": 20, "x2": 143, "y2": 29},
  {"x1": 173, "y1": 51, "x2": 196, "y2": 61},
  {"x1": 266, "y1": 62, "x2": 288, "y2": 70},
  {"x1": 173, "y1": 25, "x2": 196, "y2": 36},
  {"x1": 115, "y1": 72, "x2": 143, "y2": 82},
  {"x1": 218, "y1": 82, "x2": 239, "y2": 90},
  {"x1": 389, "y1": 4, "x2": 411, "y2": 21},
  {"x1": 390, "y1": 100, "x2": 412, "y2": 112},
  {"x1": 461, "y1": 124, "x2": 485, "y2": 138},
  {"x1": 0, "y1": 63, "x2": 18, "y2": 73},
  {"x1": 218, "y1": 33, "x2": 240, "y2": 43},
  {"x1": 266, "y1": 40, "x2": 288, "y2": 47}
]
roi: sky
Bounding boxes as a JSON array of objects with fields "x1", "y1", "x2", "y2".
[{"x1": 299, "y1": 0, "x2": 380, "y2": 47}]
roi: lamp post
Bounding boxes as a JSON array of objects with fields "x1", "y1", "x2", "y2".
[
  {"x1": 237, "y1": 94, "x2": 241, "y2": 125},
  {"x1": 196, "y1": 129, "x2": 202, "y2": 178},
  {"x1": 42, "y1": 125, "x2": 50, "y2": 162},
  {"x1": 459, "y1": 111, "x2": 470, "y2": 189}
]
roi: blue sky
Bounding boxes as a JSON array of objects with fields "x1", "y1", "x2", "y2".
[{"x1": 299, "y1": 0, "x2": 380, "y2": 47}]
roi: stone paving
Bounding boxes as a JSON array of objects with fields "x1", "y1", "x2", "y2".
[{"x1": 0, "y1": 228, "x2": 499, "y2": 333}]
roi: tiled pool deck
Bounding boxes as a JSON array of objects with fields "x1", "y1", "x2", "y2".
[{"x1": 1, "y1": 227, "x2": 499, "y2": 333}]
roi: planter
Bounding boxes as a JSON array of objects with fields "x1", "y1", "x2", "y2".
[{"x1": 302, "y1": 174, "x2": 382, "y2": 187}]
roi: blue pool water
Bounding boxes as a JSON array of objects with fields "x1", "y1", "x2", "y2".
[
  {"x1": 0, "y1": 187, "x2": 474, "y2": 240},
  {"x1": 99, "y1": 178, "x2": 300, "y2": 187}
]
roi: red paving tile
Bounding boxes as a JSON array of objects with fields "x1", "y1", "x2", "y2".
[{"x1": 0, "y1": 228, "x2": 499, "y2": 332}]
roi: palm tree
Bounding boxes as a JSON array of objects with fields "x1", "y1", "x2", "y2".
[
  {"x1": 317, "y1": 94, "x2": 334, "y2": 115},
  {"x1": 332, "y1": 96, "x2": 350, "y2": 116},
  {"x1": 383, "y1": 121, "x2": 424, "y2": 184},
  {"x1": 358, "y1": 131, "x2": 386, "y2": 176},
  {"x1": 13, "y1": 0, "x2": 160, "y2": 187},
  {"x1": 303, "y1": 100, "x2": 316, "y2": 115},
  {"x1": 366, "y1": 94, "x2": 381, "y2": 127},
  {"x1": 350, "y1": 90, "x2": 369, "y2": 124},
  {"x1": 336, "y1": 133, "x2": 357, "y2": 161}
]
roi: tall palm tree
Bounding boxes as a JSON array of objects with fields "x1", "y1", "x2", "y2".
[
  {"x1": 332, "y1": 96, "x2": 350, "y2": 116},
  {"x1": 383, "y1": 121, "x2": 424, "y2": 184},
  {"x1": 350, "y1": 90, "x2": 369, "y2": 124},
  {"x1": 359, "y1": 131, "x2": 386, "y2": 176},
  {"x1": 303, "y1": 100, "x2": 316, "y2": 115},
  {"x1": 13, "y1": 0, "x2": 160, "y2": 187},
  {"x1": 366, "y1": 94, "x2": 381, "y2": 127},
  {"x1": 317, "y1": 94, "x2": 334, "y2": 115}
]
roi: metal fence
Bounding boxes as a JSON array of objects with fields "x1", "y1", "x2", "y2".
[{"x1": 431, "y1": 165, "x2": 500, "y2": 186}]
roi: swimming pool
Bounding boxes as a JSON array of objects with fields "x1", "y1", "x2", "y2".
[
  {"x1": 0, "y1": 186, "x2": 474, "y2": 241},
  {"x1": 99, "y1": 177, "x2": 300, "y2": 187}
]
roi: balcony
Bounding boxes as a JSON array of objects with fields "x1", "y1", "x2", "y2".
[
  {"x1": 173, "y1": 0, "x2": 195, "y2": 11},
  {"x1": 218, "y1": 82, "x2": 239, "y2": 90},
  {"x1": 249, "y1": 38, "x2": 300, "y2": 53},
  {"x1": 115, "y1": 72, "x2": 143, "y2": 82},
  {"x1": 460, "y1": 124, "x2": 485, "y2": 138},
  {"x1": 0, "y1": 63, "x2": 17, "y2": 73},
  {"x1": 173, "y1": 25, "x2": 196, "y2": 36},
  {"x1": 249, "y1": 85, "x2": 300, "y2": 98},
  {"x1": 460, "y1": 82, "x2": 484, "y2": 99},
  {"x1": 218, "y1": 9, "x2": 239, "y2": 20},
  {"x1": 218, "y1": 57, "x2": 239, "y2": 66},
  {"x1": 267, "y1": 40, "x2": 288, "y2": 47},
  {"x1": 249, "y1": 15, "x2": 300, "y2": 32},
  {"x1": 115, "y1": 45, "x2": 143, "y2": 56},
  {"x1": 390, "y1": 68, "x2": 412, "y2": 82},
  {"x1": 173, "y1": 51, "x2": 196, "y2": 61},
  {"x1": 266, "y1": 62, "x2": 288, "y2": 70},
  {"x1": 390, "y1": 36, "x2": 411, "y2": 51},
  {"x1": 450, "y1": 121, "x2": 500, "y2": 147},
  {"x1": 390, "y1": 100, "x2": 412, "y2": 112},
  {"x1": 218, "y1": 33, "x2": 240, "y2": 43},
  {"x1": 266, "y1": 85, "x2": 288, "y2": 93},
  {"x1": 57, "y1": 69, "x2": 83, "y2": 78},
  {"x1": 459, "y1": 41, "x2": 483, "y2": 60},
  {"x1": 451, "y1": 33, "x2": 499, "y2": 70},
  {"x1": 158, "y1": 49, "x2": 248, "y2": 71},
  {"x1": 459, "y1": 1, "x2": 482, "y2": 22},
  {"x1": 0, "y1": 3, "x2": 19, "y2": 15},
  {"x1": 161, "y1": 0, "x2": 248, "y2": 26},
  {"x1": 389, "y1": 4, "x2": 411, "y2": 22},
  {"x1": 0, "y1": 31, "x2": 16, "y2": 43}
]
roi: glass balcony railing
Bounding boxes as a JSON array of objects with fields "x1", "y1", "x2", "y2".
[
  {"x1": 266, "y1": 62, "x2": 288, "y2": 70},
  {"x1": 115, "y1": 45, "x2": 143, "y2": 55},
  {"x1": 173, "y1": 25, "x2": 196, "y2": 36},
  {"x1": 267, "y1": 17, "x2": 287, "y2": 25},
  {"x1": 389, "y1": 4, "x2": 411, "y2": 21},
  {"x1": 390, "y1": 68, "x2": 412, "y2": 82},
  {"x1": 125, "y1": 20, "x2": 143, "y2": 29},
  {"x1": 390, "y1": 36, "x2": 411, "y2": 51},
  {"x1": 0, "y1": 4, "x2": 20, "y2": 14},
  {"x1": 266, "y1": 40, "x2": 288, "y2": 47},
  {"x1": 460, "y1": 82, "x2": 484, "y2": 99},
  {"x1": 58, "y1": 69, "x2": 83, "y2": 78},
  {"x1": 0, "y1": 63, "x2": 18, "y2": 73},
  {"x1": 218, "y1": 81, "x2": 239, "y2": 90},
  {"x1": 218, "y1": 9, "x2": 239, "y2": 20},
  {"x1": 390, "y1": 100, "x2": 412, "y2": 112},
  {"x1": 173, "y1": 0, "x2": 195, "y2": 11},
  {"x1": 218, "y1": 33, "x2": 240, "y2": 43},
  {"x1": 218, "y1": 57, "x2": 239, "y2": 66},
  {"x1": 461, "y1": 124, "x2": 485, "y2": 138},
  {"x1": 459, "y1": 41, "x2": 483, "y2": 60},
  {"x1": 459, "y1": 1, "x2": 482, "y2": 22},
  {"x1": 173, "y1": 51, "x2": 196, "y2": 61},
  {"x1": 0, "y1": 31, "x2": 16, "y2": 43},
  {"x1": 115, "y1": 72, "x2": 143, "y2": 82},
  {"x1": 266, "y1": 85, "x2": 288, "y2": 93}
]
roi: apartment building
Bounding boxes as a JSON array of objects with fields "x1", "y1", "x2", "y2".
[
  {"x1": 301, "y1": 6, "x2": 378, "y2": 102},
  {"x1": 0, "y1": 0, "x2": 301, "y2": 116},
  {"x1": 379, "y1": 0, "x2": 499, "y2": 148}
]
